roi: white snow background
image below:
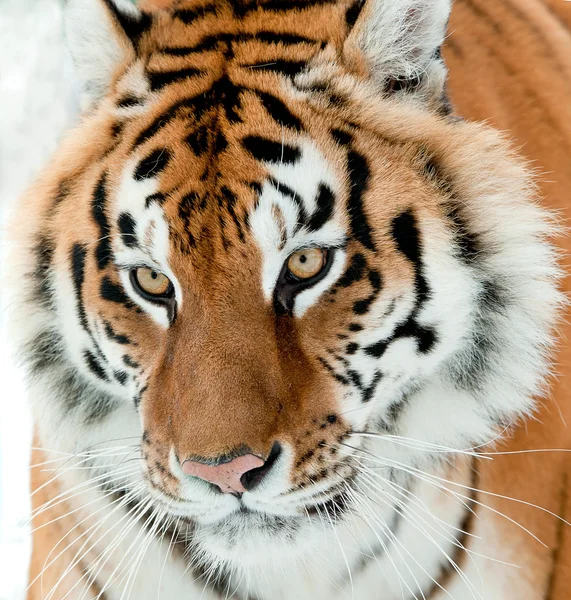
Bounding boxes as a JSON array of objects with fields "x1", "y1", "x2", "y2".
[{"x1": 0, "y1": 1, "x2": 79, "y2": 597}]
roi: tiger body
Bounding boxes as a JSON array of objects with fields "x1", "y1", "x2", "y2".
[{"x1": 7, "y1": 0, "x2": 571, "y2": 598}]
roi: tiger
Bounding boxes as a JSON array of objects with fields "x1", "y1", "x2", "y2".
[{"x1": 5, "y1": 0, "x2": 571, "y2": 598}]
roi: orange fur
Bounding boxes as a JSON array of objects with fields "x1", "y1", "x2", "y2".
[{"x1": 20, "y1": 0, "x2": 571, "y2": 597}]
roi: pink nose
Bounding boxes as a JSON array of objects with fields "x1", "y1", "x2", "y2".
[{"x1": 181, "y1": 454, "x2": 265, "y2": 494}]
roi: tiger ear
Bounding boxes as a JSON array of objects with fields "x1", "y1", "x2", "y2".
[
  {"x1": 343, "y1": 0, "x2": 452, "y2": 107},
  {"x1": 65, "y1": 0, "x2": 150, "y2": 109}
]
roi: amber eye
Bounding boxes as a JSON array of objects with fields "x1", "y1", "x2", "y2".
[
  {"x1": 287, "y1": 248, "x2": 327, "y2": 280},
  {"x1": 132, "y1": 267, "x2": 173, "y2": 298}
]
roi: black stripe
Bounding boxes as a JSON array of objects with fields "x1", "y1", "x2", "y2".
[
  {"x1": 123, "y1": 355, "x2": 140, "y2": 369},
  {"x1": 103, "y1": 320, "x2": 131, "y2": 345},
  {"x1": 161, "y1": 36, "x2": 220, "y2": 55},
  {"x1": 117, "y1": 95, "x2": 144, "y2": 109},
  {"x1": 352, "y1": 269, "x2": 382, "y2": 315},
  {"x1": 256, "y1": 91, "x2": 303, "y2": 131},
  {"x1": 173, "y1": 5, "x2": 217, "y2": 24},
  {"x1": 336, "y1": 253, "x2": 366, "y2": 288},
  {"x1": 118, "y1": 213, "x2": 137, "y2": 248},
  {"x1": 364, "y1": 209, "x2": 436, "y2": 358},
  {"x1": 221, "y1": 186, "x2": 246, "y2": 243},
  {"x1": 100, "y1": 0, "x2": 151, "y2": 44},
  {"x1": 92, "y1": 175, "x2": 112, "y2": 270},
  {"x1": 71, "y1": 244, "x2": 90, "y2": 333},
  {"x1": 269, "y1": 178, "x2": 308, "y2": 224},
  {"x1": 346, "y1": 150, "x2": 375, "y2": 251},
  {"x1": 242, "y1": 136, "x2": 301, "y2": 164},
  {"x1": 345, "y1": 0, "x2": 365, "y2": 27},
  {"x1": 114, "y1": 370, "x2": 128, "y2": 385},
  {"x1": 100, "y1": 276, "x2": 135, "y2": 309},
  {"x1": 148, "y1": 68, "x2": 203, "y2": 92},
  {"x1": 233, "y1": 0, "x2": 338, "y2": 17},
  {"x1": 306, "y1": 183, "x2": 335, "y2": 232},
  {"x1": 33, "y1": 235, "x2": 55, "y2": 307},
  {"x1": 134, "y1": 149, "x2": 171, "y2": 181},
  {"x1": 84, "y1": 350, "x2": 109, "y2": 382}
]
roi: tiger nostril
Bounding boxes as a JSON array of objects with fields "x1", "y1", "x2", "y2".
[
  {"x1": 240, "y1": 442, "x2": 282, "y2": 492},
  {"x1": 181, "y1": 443, "x2": 282, "y2": 495}
]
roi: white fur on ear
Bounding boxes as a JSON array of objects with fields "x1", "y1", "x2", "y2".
[
  {"x1": 347, "y1": 0, "x2": 451, "y2": 100},
  {"x1": 65, "y1": 0, "x2": 143, "y2": 109}
]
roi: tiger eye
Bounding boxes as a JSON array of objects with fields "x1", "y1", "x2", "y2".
[
  {"x1": 134, "y1": 267, "x2": 172, "y2": 297},
  {"x1": 287, "y1": 248, "x2": 327, "y2": 280}
]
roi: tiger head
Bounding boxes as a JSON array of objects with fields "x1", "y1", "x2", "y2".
[{"x1": 11, "y1": 0, "x2": 560, "y2": 576}]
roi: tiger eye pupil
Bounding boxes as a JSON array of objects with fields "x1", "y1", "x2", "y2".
[{"x1": 299, "y1": 255, "x2": 307, "y2": 263}]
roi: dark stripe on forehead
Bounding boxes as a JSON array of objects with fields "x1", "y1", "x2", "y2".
[
  {"x1": 306, "y1": 183, "x2": 335, "y2": 232},
  {"x1": 346, "y1": 150, "x2": 375, "y2": 251},
  {"x1": 148, "y1": 68, "x2": 204, "y2": 92},
  {"x1": 135, "y1": 149, "x2": 171, "y2": 181},
  {"x1": 242, "y1": 136, "x2": 301, "y2": 164},
  {"x1": 233, "y1": 0, "x2": 338, "y2": 17},
  {"x1": 173, "y1": 4, "x2": 218, "y2": 24},
  {"x1": 269, "y1": 178, "x2": 308, "y2": 225},
  {"x1": 256, "y1": 91, "x2": 303, "y2": 132},
  {"x1": 92, "y1": 175, "x2": 112, "y2": 270},
  {"x1": 118, "y1": 213, "x2": 138, "y2": 248}
]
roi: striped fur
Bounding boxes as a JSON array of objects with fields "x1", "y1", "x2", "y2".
[{"x1": 5, "y1": 0, "x2": 571, "y2": 598}]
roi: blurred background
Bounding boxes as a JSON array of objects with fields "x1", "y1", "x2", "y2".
[{"x1": 0, "y1": 1, "x2": 79, "y2": 598}]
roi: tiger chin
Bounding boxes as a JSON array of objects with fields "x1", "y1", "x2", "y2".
[{"x1": 5, "y1": 0, "x2": 569, "y2": 598}]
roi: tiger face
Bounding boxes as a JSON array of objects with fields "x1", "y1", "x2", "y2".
[{"x1": 11, "y1": 0, "x2": 560, "y2": 579}]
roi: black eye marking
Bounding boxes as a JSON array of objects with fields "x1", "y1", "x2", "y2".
[
  {"x1": 134, "y1": 149, "x2": 171, "y2": 181},
  {"x1": 306, "y1": 184, "x2": 335, "y2": 232},
  {"x1": 101, "y1": 276, "x2": 137, "y2": 310},
  {"x1": 118, "y1": 213, "x2": 137, "y2": 248},
  {"x1": 242, "y1": 136, "x2": 301, "y2": 164}
]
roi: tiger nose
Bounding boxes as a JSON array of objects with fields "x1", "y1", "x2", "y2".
[{"x1": 181, "y1": 453, "x2": 266, "y2": 495}]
